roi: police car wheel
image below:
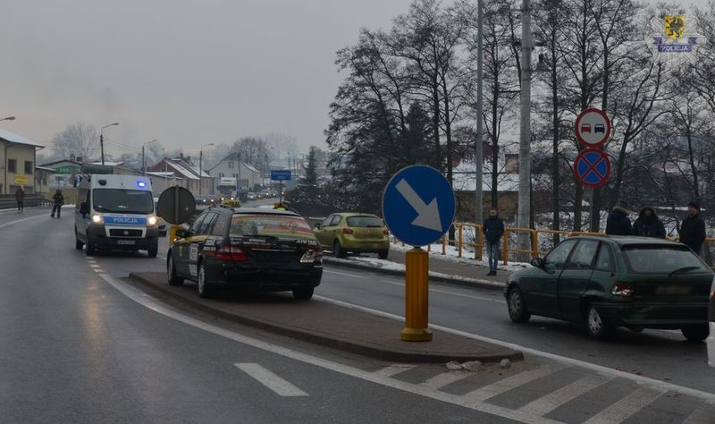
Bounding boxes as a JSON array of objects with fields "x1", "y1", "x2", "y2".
[
  {"x1": 197, "y1": 263, "x2": 213, "y2": 298},
  {"x1": 85, "y1": 233, "x2": 96, "y2": 256}
]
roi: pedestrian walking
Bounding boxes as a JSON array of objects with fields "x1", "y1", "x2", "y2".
[
  {"x1": 15, "y1": 186, "x2": 24, "y2": 213},
  {"x1": 633, "y1": 206, "x2": 666, "y2": 238},
  {"x1": 482, "y1": 207, "x2": 504, "y2": 276},
  {"x1": 50, "y1": 189, "x2": 64, "y2": 218},
  {"x1": 680, "y1": 201, "x2": 706, "y2": 256},
  {"x1": 605, "y1": 200, "x2": 632, "y2": 236}
]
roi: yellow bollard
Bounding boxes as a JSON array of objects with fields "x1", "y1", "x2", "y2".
[
  {"x1": 401, "y1": 247, "x2": 432, "y2": 342},
  {"x1": 169, "y1": 225, "x2": 183, "y2": 244}
]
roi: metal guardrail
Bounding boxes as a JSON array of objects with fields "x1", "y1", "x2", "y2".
[{"x1": 0, "y1": 196, "x2": 52, "y2": 210}]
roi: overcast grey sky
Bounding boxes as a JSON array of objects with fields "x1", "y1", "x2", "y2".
[{"x1": 0, "y1": 0, "x2": 709, "y2": 159}]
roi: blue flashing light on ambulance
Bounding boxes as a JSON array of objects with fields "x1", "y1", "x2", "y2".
[{"x1": 74, "y1": 170, "x2": 160, "y2": 257}]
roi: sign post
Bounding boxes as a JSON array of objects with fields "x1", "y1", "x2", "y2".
[
  {"x1": 271, "y1": 169, "x2": 291, "y2": 203},
  {"x1": 383, "y1": 166, "x2": 456, "y2": 342},
  {"x1": 156, "y1": 186, "x2": 196, "y2": 244}
]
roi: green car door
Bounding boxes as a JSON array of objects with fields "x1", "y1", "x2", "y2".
[
  {"x1": 525, "y1": 239, "x2": 578, "y2": 317},
  {"x1": 558, "y1": 239, "x2": 600, "y2": 321}
]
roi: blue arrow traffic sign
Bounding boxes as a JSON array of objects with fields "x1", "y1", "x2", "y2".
[
  {"x1": 382, "y1": 165, "x2": 456, "y2": 246},
  {"x1": 574, "y1": 148, "x2": 611, "y2": 188}
]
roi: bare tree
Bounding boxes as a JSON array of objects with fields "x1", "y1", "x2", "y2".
[{"x1": 52, "y1": 123, "x2": 99, "y2": 160}]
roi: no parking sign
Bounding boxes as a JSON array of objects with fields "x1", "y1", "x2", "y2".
[{"x1": 574, "y1": 149, "x2": 611, "y2": 188}]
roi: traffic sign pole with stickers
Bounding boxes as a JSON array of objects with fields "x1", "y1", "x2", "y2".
[{"x1": 383, "y1": 166, "x2": 456, "y2": 342}]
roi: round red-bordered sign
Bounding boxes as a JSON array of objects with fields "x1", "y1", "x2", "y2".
[
  {"x1": 574, "y1": 148, "x2": 611, "y2": 188},
  {"x1": 575, "y1": 107, "x2": 611, "y2": 148}
]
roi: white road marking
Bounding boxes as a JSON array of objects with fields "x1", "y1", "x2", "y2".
[
  {"x1": 324, "y1": 270, "x2": 368, "y2": 280},
  {"x1": 582, "y1": 388, "x2": 664, "y2": 424},
  {"x1": 683, "y1": 401, "x2": 715, "y2": 424},
  {"x1": 234, "y1": 363, "x2": 308, "y2": 397},
  {"x1": 0, "y1": 215, "x2": 45, "y2": 230},
  {"x1": 420, "y1": 370, "x2": 474, "y2": 390},
  {"x1": 518, "y1": 374, "x2": 611, "y2": 417},
  {"x1": 313, "y1": 295, "x2": 715, "y2": 404},
  {"x1": 373, "y1": 364, "x2": 416, "y2": 377},
  {"x1": 461, "y1": 365, "x2": 561, "y2": 404},
  {"x1": 90, "y1": 265, "x2": 101, "y2": 269},
  {"x1": 95, "y1": 272, "x2": 558, "y2": 424}
]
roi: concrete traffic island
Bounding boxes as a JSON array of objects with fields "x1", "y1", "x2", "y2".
[{"x1": 128, "y1": 272, "x2": 523, "y2": 364}]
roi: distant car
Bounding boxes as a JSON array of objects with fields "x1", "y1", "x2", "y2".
[
  {"x1": 708, "y1": 275, "x2": 715, "y2": 367},
  {"x1": 505, "y1": 236, "x2": 713, "y2": 341},
  {"x1": 194, "y1": 195, "x2": 217, "y2": 211},
  {"x1": 167, "y1": 207, "x2": 323, "y2": 299},
  {"x1": 246, "y1": 192, "x2": 257, "y2": 201},
  {"x1": 313, "y1": 213, "x2": 390, "y2": 259}
]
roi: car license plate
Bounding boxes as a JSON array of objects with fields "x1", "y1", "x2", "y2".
[
  {"x1": 117, "y1": 240, "x2": 136, "y2": 245},
  {"x1": 656, "y1": 286, "x2": 691, "y2": 295}
]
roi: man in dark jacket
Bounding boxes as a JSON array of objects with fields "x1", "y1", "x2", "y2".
[
  {"x1": 50, "y1": 189, "x2": 64, "y2": 218},
  {"x1": 15, "y1": 186, "x2": 24, "y2": 213},
  {"x1": 633, "y1": 206, "x2": 666, "y2": 238},
  {"x1": 605, "y1": 201, "x2": 632, "y2": 236},
  {"x1": 482, "y1": 207, "x2": 505, "y2": 276},
  {"x1": 680, "y1": 201, "x2": 706, "y2": 255}
]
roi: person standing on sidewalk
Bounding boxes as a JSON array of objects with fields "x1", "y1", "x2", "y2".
[
  {"x1": 633, "y1": 206, "x2": 666, "y2": 238},
  {"x1": 15, "y1": 186, "x2": 24, "y2": 213},
  {"x1": 482, "y1": 207, "x2": 504, "y2": 276},
  {"x1": 605, "y1": 200, "x2": 632, "y2": 235},
  {"x1": 680, "y1": 201, "x2": 706, "y2": 256},
  {"x1": 50, "y1": 189, "x2": 64, "y2": 218}
]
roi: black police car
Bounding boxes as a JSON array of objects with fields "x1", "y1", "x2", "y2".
[{"x1": 167, "y1": 207, "x2": 323, "y2": 299}]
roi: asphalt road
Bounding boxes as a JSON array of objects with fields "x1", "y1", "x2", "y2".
[
  {"x1": 0, "y1": 207, "x2": 520, "y2": 423},
  {"x1": 2, "y1": 204, "x2": 714, "y2": 423}
]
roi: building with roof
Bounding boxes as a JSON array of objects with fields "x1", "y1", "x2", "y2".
[
  {"x1": 0, "y1": 127, "x2": 45, "y2": 194},
  {"x1": 147, "y1": 153, "x2": 213, "y2": 196},
  {"x1": 208, "y1": 152, "x2": 261, "y2": 192}
]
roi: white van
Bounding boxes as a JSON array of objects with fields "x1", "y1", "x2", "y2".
[{"x1": 74, "y1": 174, "x2": 160, "y2": 257}]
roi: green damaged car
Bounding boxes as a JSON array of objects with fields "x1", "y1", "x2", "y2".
[{"x1": 505, "y1": 236, "x2": 713, "y2": 341}]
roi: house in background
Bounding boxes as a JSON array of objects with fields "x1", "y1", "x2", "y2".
[
  {"x1": 208, "y1": 152, "x2": 261, "y2": 192},
  {"x1": 147, "y1": 154, "x2": 212, "y2": 196},
  {"x1": 0, "y1": 127, "x2": 44, "y2": 194}
]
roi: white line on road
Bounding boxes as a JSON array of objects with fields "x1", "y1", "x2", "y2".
[
  {"x1": 373, "y1": 364, "x2": 416, "y2": 378},
  {"x1": 0, "y1": 215, "x2": 45, "y2": 230},
  {"x1": 420, "y1": 370, "x2": 474, "y2": 390},
  {"x1": 461, "y1": 365, "x2": 562, "y2": 404},
  {"x1": 95, "y1": 272, "x2": 558, "y2": 424},
  {"x1": 518, "y1": 374, "x2": 611, "y2": 417},
  {"x1": 683, "y1": 401, "x2": 715, "y2": 424},
  {"x1": 313, "y1": 295, "x2": 715, "y2": 404},
  {"x1": 234, "y1": 363, "x2": 308, "y2": 397},
  {"x1": 324, "y1": 270, "x2": 368, "y2": 280},
  {"x1": 582, "y1": 388, "x2": 664, "y2": 424}
]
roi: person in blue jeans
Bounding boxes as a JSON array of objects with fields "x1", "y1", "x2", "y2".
[{"x1": 482, "y1": 207, "x2": 505, "y2": 276}]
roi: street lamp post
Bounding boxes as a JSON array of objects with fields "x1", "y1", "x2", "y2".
[
  {"x1": 142, "y1": 139, "x2": 158, "y2": 176},
  {"x1": 100, "y1": 122, "x2": 119, "y2": 165},
  {"x1": 475, "y1": 0, "x2": 484, "y2": 230},
  {"x1": 199, "y1": 143, "x2": 214, "y2": 195}
]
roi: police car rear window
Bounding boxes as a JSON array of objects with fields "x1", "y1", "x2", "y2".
[{"x1": 230, "y1": 214, "x2": 314, "y2": 240}]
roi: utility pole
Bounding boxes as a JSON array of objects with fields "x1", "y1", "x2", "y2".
[
  {"x1": 475, "y1": 0, "x2": 484, "y2": 228},
  {"x1": 100, "y1": 122, "x2": 119, "y2": 166},
  {"x1": 517, "y1": 0, "x2": 533, "y2": 257}
]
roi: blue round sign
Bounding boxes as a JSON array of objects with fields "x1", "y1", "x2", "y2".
[
  {"x1": 382, "y1": 165, "x2": 456, "y2": 246},
  {"x1": 574, "y1": 148, "x2": 611, "y2": 188}
]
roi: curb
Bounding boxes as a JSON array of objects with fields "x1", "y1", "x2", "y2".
[
  {"x1": 127, "y1": 273, "x2": 522, "y2": 364},
  {"x1": 322, "y1": 257, "x2": 507, "y2": 292}
]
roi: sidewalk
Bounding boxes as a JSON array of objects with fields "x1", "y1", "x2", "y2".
[{"x1": 128, "y1": 272, "x2": 523, "y2": 364}]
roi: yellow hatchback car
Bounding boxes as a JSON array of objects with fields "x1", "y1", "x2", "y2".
[{"x1": 313, "y1": 213, "x2": 390, "y2": 259}]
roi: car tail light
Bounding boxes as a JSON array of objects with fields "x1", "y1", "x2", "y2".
[
  {"x1": 217, "y1": 245, "x2": 247, "y2": 262},
  {"x1": 343, "y1": 228, "x2": 354, "y2": 234},
  {"x1": 382, "y1": 229, "x2": 390, "y2": 235},
  {"x1": 612, "y1": 282, "x2": 635, "y2": 297},
  {"x1": 301, "y1": 249, "x2": 323, "y2": 264}
]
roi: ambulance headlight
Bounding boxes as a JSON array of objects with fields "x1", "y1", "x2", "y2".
[
  {"x1": 91, "y1": 214, "x2": 103, "y2": 224},
  {"x1": 147, "y1": 215, "x2": 158, "y2": 226}
]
